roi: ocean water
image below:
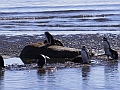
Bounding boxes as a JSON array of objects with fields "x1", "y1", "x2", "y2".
[
  {"x1": 1, "y1": 58, "x2": 120, "y2": 90},
  {"x1": 0, "y1": 0, "x2": 120, "y2": 35},
  {"x1": 0, "y1": 0, "x2": 120, "y2": 90}
]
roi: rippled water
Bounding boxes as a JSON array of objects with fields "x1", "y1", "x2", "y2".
[
  {"x1": 0, "y1": 0, "x2": 120, "y2": 35},
  {"x1": 0, "y1": 0, "x2": 120, "y2": 90},
  {"x1": 0, "y1": 58, "x2": 120, "y2": 90}
]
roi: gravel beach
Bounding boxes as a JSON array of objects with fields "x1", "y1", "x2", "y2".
[{"x1": 0, "y1": 33, "x2": 120, "y2": 59}]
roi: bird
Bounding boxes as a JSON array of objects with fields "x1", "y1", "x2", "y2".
[
  {"x1": 54, "y1": 39, "x2": 64, "y2": 46},
  {"x1": 45, "y1": 32, "x2": 55, "y2": 45},
  {"x1": 0, "y1": 55, "x2": 5, "y2": 69},
  {"x1": 102, "y1": 37, "x2": 118, "y2": 60},
  {"x1": 44, "y1": 32, "x2": 64, "y2": 46},
  {"x1": 36, "y1": 54, "x2": 50, "y2": 68},
  {"x1": 81, "y1": 46, "x2": 90, "y2": 64}
]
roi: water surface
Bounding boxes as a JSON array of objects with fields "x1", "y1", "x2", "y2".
[
  {"x1": 0, "y1": 0, "x2": 120, "y2": 90},
  {"x1": 1, "y1": 58, "x2": 120, "y2": 90},
  {"x1": 0, "y1": 0, "x2": 120, "y2": 35}
]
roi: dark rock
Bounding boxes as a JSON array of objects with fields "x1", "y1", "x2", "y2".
[
  {"x1": 19, "y1": 42, "x2": 80, "y2": 64},
  {"x1": 71, "y1": 55, "x2": 83, "y2": 63}
]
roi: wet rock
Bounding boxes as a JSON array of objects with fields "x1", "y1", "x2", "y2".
[{"x1": 19, "y1": 42, "x2": 80, "y2": 64}]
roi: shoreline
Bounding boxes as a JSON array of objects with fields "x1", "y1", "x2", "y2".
[
  {"x1": 0, "y1": 33, "x2": 120, "y2": 59},
  {"x1": 0, "y1": 31, "x2": 120, "y2": 36}
]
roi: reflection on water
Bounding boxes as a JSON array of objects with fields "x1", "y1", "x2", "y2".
[
  {"x1": 0, "y1": 58, "x2": 120, "y2": 90},
  {"x1": 0, "y1": 71, "x2": 4, "y2": 79},
  {"x1": 82, "y1": 66, "x2": 90, "y2": 79},
  {"x1": 0, "y1": 71, "x2": 4, "y2": 90},
  {"x1": 104, "y1": 61, "x2": 120, "y2": 89},
  {"x1": 82, "y1": 66, "x2": 90, "y2": 90}
]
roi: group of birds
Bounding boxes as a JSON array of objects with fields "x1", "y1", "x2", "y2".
[
  {"x1": 80, "y1": 37, "x2": 118, "y2": 64},
  {"x1": 0, "y1": 32, "x2": 119, "y2": 69},
  {"x1": 35, "y1": 33, "x2": 119, "y2": 67}
]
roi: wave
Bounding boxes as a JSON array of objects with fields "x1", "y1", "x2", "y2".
[
  {"x1": 1, "y1": 3, "x2": 119, "y2": 11},
  {"x1": 0, "y1": 3, "x2": 119, "y2": 32},
  {"x1": 0, "y1": 9, "x2": 119, "y2": 15},
  {"x1": 0, "y1": 13, "x2": 119, "y2": 20}
]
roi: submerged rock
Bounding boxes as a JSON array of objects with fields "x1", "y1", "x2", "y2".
[{"x1": 19, "y1": 42, "x2": 80, "y2": 64}]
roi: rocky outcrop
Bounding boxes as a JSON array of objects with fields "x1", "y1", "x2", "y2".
[{"x1": 19, "y1": 42, "x2": 80, "y2": 64}]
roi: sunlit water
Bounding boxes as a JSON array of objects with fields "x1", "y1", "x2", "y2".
[
  {"x1": 0, "y1": 0, "x2": 120, "y2": 90},
  {"x1": 0, "y1": 0, "x2": 120, "y2": 35}
]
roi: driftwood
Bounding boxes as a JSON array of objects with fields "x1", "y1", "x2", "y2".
[{"x1": 19, "y1": 42, "x2": 80, "y2": 64}]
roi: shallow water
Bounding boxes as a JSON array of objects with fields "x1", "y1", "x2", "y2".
[
  {"x1": 4, "y1": 57, "x2": 23, "y2": 65},
  {"x1": 0, "y1": 0, "x2": 120, "y2": 90},
  {"x1": 1, "y1": 58, "x2": 120, "y2": 90}
]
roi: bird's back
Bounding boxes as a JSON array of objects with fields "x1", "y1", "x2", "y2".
[{"x1": 81, "y1": 50, "x2": 90, "y2": 63}]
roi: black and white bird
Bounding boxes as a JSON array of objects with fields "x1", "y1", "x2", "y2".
[
  {"x1": 102, "y1": 37, "x2": 118, "y2": 60},
  {"x1": 36, "y1": 54, "x2": 50, "y2": 68},
  {"x1": 45, "y1": 32, "x2": 55, "y2": 45},
  {"x1": 0, "y1": 55, "x2": 4, "y2": 69},
  {"x1": 81, "y1": 46, "x2": 90, "y2": 64},
  {"x1": 44, "y1": 32, "x2": 64, "y2": 46}
]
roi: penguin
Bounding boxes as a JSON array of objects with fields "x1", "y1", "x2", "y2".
[
  {"x1": 45, "y1": 32, "x2": 55, "y2": 45},
  {"x1": 54, "y1": 39, "x2": 64, "y2": 46},
  {"x1": 81, "y1": 46, "x2": 90, "y2": 64},
  {"x1": 44, "y1": 39, "x2": 64, "y2": 46},
  {"x1": 0, "y1": 55, "x2": 4, "y2": 69},
  {"x1": 72, "y1": 49, "x2": 94, "y2": 63},
  {"x1": 43, "y1": 40, "x2": 48, "y2": 45},
  {"x1": 102, "y1": 37, "x2": 118, "y2": 60},
  {"x1": 44, "y1": 32, "x2": 64, "y2": 46},
  {"x1": 36, "y1": 54, "x2": 50, "y2": 68}
]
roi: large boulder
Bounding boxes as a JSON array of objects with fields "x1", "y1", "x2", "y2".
[{"x1": 19, "y1": 42, "x2": 80, "y2": 64}]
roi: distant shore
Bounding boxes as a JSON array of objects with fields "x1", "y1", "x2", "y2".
[{"x1": 0, "y1": 33, "x2": 120, "y2": 59}]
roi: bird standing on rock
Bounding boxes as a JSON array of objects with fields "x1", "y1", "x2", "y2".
[
  {"x1": 45, "y1": 32, "x2": 55, "y2": 45},
  {"x1": 102, "y1": 37, "x2": 118, "y2": 60},
  {"x1": 44, "y1": 31, "x2": 64, "y2": 46},
  {"x1": 36, "y1": 54, "x2": 50, "y2": 68}
]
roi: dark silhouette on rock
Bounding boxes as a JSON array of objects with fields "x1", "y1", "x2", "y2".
[
  {"x1": 0, "y1": 55, "x2": 4, "y2": 69},
  {"x1": 44, "y1": 32, "x2": 64, "y2": 46},
  {"x1": 102, "y1": 37, "x2": 118, "y2": 60},
  {"x1": 45, "y1": 32, "x2": 55, "y2": 45}
]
